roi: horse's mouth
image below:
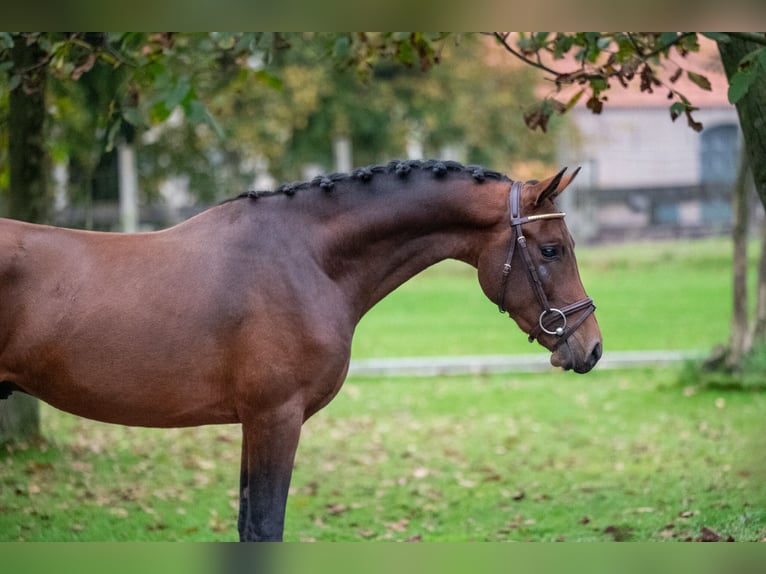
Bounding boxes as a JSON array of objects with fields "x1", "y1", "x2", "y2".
[{"x1": 550, "y1": 341, "x2": 602, "y2": 374}]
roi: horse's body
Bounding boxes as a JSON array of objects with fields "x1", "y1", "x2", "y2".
[{"x1": 0, "y1": 160, "x2": 601, "y2": 540}]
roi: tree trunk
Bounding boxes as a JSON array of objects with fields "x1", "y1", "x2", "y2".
[
  {"x1": 751, "y1": 219, "x2": 766, "y2": 346},
  {"x1": 718, "y1": 37, "x2": 766, "y2": 212},
  {"x1": 0, "y1": 35, "x2": 49, "y2": 443},
  {"x1": 7, "y1": 37, "x2": 50, "y2": 223},
  {"x1": 727, "y1": 151, "x2": 751, "y2": 367}
]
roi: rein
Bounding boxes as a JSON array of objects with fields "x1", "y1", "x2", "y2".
[{"x1": 497, "y1": 181, "x2": 596, "y2": 348}]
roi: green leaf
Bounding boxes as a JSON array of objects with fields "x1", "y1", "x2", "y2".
[
  {"x1": 121, "y1": 106, "x2": 145, "y2": 128},
  {"x1": 254, "y1": 69, "x2": 282, "y2": 92},
  {"x1": 183, "y1": 99, "x2": 206, "y2": 125},
  {"x1": 0, "y1": 32, "x2": 14, "y2": 50},
  {"x1": 213, "y1": 32, "x2": 236, "y2": 50},
  {"x1": 397, "y1": 40, "x2": 415, "y2": 65},
  {"x1": 739, "y1": 46, "x2": 764, "y2": 67},
  {"x1": 660, "y1": 32, "x2": 678, "y2": 46},
  {"x1": 534, "y1": 32, "x2": 550, "y2": 47},
  {"x1": 105, "y1": 118, "x2": 122, "y2": 152},
  {"x1": 163, "y1": 75, "x2": 191, "y2": 111},
  {"x1": 150, "y1": 101, "x2": 173, "y2": 123},
  {"x1": 590, "y1": 77, "x2": 608, "y2": 93},
  {"x1": 333, "y1": 36, "x2": 350, "y2": 60},
  {"x1": 701, "y1": 32, "x2": 730, "y2": 43},
  {"x1": 669, "y1": 101, "x2": 686, "y2": 122},
  {"x1": 565, "y1": 89, "x2": 585, "y2": 111},
  {"x1": 687, "y1": 71, "x2": 712, "y2": 91},
  {"x1": 552, "y1": 33, "x2": 574, "y2": 59},
  {"x1": 7, "y1": 73, "x2": 21, "y2": 91},
  {"x1": 728, "y1": 69, "x2": 754, "y2": 104},
  {"x1": 233, "y1": 33, "x2": 256, "y2": 54},
  {"x1": 203, "y1": 106, "x2": 225, "y2": 139}
]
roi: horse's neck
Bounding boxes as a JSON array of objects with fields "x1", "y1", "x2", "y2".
[{"x1": 324, "y1": 175, "x2": 507, "y2": 316}]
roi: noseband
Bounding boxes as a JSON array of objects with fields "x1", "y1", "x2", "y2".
[{"x1": 497, "y1": 181, "x2": 596, "y2": 347}]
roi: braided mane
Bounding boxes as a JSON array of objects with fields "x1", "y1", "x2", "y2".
[{"x1": 233, "y1": 159, "x2": 510, "y2": 201}]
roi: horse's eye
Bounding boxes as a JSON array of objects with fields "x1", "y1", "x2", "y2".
[{"x1": 540, "y1": 246, "x2": 559, "y2": 259}]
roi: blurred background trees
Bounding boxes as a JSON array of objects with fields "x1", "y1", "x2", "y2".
[{"x1": 0, "y1": 32, "x2": 557, "y2": 219}]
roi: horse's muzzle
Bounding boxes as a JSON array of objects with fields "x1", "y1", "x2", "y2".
[{"x1": 551, "y1": 339, "x2": 602, "y2": 374}]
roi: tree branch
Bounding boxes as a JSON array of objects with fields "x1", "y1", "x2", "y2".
[
  {"x1": 490, "y1": 32, "x2": 562, "y2": 77},
  {"x1": 642, "y1": 32, "x2": 696, "y2": 59}
]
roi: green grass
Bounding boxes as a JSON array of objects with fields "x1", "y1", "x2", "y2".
[
  {"x1": 1, "y1": 237, "x2": 764, "y2": 542},
  {"x1": 1, "y1": 368, "x2": 764, "y2": 541}
]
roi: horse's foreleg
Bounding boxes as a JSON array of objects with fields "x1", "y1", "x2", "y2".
[{"x1": 237, "y1": 407, "x2": 302, "y2": 542}]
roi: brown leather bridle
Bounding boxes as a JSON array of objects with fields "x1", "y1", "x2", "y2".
[{"x1": 498, "y1": 181, "x2": 596, "y2": 347}]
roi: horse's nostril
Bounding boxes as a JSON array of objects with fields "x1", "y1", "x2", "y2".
[{"x1": 590, "y1": 342, "x2": 602, "y2": 366}]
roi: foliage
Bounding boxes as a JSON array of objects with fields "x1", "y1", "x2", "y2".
[
  {"x1": 485, "y1": 32, "x2": 766, "y2": 134},
  {"x1": 1, "y1": 32, "x2": 556, "y2": 208},
  {"x1": 491, "y1": 32, "x2": 706, "y2": 132},
  {"x1": 716, "y1": 33, "x2": 766, "y2": 104},
  {"x1": 5, "y1": 31, "x2": 765, "y2": 209}
]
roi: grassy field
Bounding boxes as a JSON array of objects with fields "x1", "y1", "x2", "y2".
[
  {"x1": 1, "y1": 369, "x2": 764, "y2": 542},
  {"x1": 1, "y1": 238, "x2": 764, "y2": 542}
]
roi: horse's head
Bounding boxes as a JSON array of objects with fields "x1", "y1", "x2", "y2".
[{"x1": 478, "y1": 167, "x2": 602, "y2": 373}]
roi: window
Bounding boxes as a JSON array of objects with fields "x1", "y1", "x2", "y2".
[{"x1": 700, "y1": 124, "x2": 740, "y2": 184}]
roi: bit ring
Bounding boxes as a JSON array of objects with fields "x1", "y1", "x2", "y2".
[{"x1": 539, "y1": 308, "x2": 567, "y2": 336}]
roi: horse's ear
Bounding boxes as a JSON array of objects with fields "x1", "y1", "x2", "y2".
[{"x1": 529, "y1": 167, "x2": 581, "y2": 206}]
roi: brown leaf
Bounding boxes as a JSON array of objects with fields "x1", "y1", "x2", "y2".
[
  {"x1": 386, "y1": 518, "x2": 409, "y2": 532},
  {"x1": 685, "y1": 109, "x2": 703, "y2": 132},
  {"x1": 696, "y1": 527, "x2": 734, "y2": 542},
  {"x1": 586, "y1": 95, "x2": 604, "y2": 114},
  {"x1": 604, "y1": 525, "x2": 634, "y2": 542},
  {"x1": 698, "y1": 527, "x2": 721, "y2": 542},
  {"x1": 326, "y1": 503, "x2": 348, "y2": 516},
  {"x1": 640, "y1": 64, "x2": 656, "y2": 93},
  {"x1": 579, "y1": 516, "x2": 591, "y2": 524},
  {"x1": 524, "y1": 105, "x2": 550, "y2": 132},
  {"x1": 25, "y1": 462, "x2": 53, "y2": 474},
  {"x1": 548, "y1": 98, "x2": 567, "y2": 114},
  {"x1": 71, "y1": 52, "x2": 97, "y2": 81}
]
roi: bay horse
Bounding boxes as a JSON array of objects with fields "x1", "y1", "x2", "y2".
[{"x1": 0, "y1": 159, "x2": 601, "y2": 541}]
